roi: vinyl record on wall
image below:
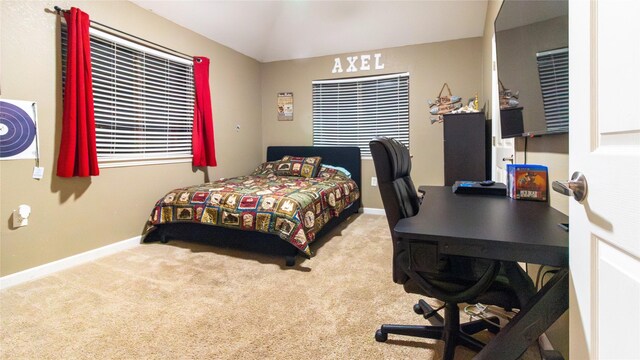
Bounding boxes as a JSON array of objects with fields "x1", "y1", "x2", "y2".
[{"x1": 0, "y1": 99, "x2": 38, "y2": 160}]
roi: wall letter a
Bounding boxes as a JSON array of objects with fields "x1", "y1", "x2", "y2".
[{"x1": 332, "y1": 58, "x2": 343, "y2": 74}]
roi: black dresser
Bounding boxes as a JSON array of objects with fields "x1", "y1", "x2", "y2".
[{"x1": 442, "y1": 112, "x2": 490, "y2": 186}]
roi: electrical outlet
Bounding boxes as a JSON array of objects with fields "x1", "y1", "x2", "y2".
[
  {"x1": 12, "y1": 205, "x2": 31, "y2": 227},
  {"x1": 371, "y1": 177, "x2": 378, "y2": 187}
]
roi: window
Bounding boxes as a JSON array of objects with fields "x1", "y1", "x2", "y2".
[
  {"x1": 62, "y1": 26, "x2": 194, "y2": 167},
  {"x1": 312, "y1": 73, "x2": 409, "y2": 158},
  {"x1": 537, "y1": 47, "x2": 569, "y2": 133}
]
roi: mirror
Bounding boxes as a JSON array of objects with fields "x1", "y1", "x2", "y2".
[{"x1": 495, "y1": 0, "x2": 568, "y2": 137}]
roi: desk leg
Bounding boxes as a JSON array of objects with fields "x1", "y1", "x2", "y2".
[{"x1": 473, "y1": 267, "x2": 569, "y2": 360}]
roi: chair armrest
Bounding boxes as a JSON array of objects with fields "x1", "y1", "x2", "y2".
[
  {"x1": 418, "y1": 188, "x2": 426, "y2": 203},
  {"x1": 399, "y1": 243, "x2": 501, "y2": 304},
  {"x1": 417, "y1": 186, "x2": 427, "y2": 204}
]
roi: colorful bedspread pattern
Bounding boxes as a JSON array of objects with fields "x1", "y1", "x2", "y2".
[{"x1": 143, "y1": 173, "x2": 359, "y2": 256}]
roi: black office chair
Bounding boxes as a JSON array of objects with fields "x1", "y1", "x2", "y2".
[{"x1": 369, "y1": 137, "x2": 536, "y2": 360}]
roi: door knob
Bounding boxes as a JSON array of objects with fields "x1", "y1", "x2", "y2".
[
  {"x1": 552, "y1": 171, "x2": 588, "y2": 202},
  {"x1": 502, "y1": 156, "x2": 514, "y2": 163}
]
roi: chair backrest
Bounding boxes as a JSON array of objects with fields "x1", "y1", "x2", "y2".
[
  {"x1": 370, "y1": 137, "x2": 420, "y2": 229},
  {"x1": 370, "y1": 137, "x2": 420, "y2": 283}
]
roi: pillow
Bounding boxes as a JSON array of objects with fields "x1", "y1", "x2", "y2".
[
  {"x1": 251, "y1": 161, "x2": 279, "y2": 176},
  {"x1": 275, "y1": 156, "x2": 322, "y2": 178},
  {"x1": 316, "y1": 164, "x2": 351, "y2": 180},
  {"x1": 318, "y1": 164, "x2": 351, "y2": 178}
]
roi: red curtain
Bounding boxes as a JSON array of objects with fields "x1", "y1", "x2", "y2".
[
  {"x1": 192, "y1": 57, "x2": 217, "y2": 167},
  {"x1": 57, "y1": 7, "x2": 99, "y2": 177}
]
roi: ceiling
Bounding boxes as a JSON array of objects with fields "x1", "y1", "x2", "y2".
[{"x1": 130, "y1": 0, "x2": 489, "y2": 63}]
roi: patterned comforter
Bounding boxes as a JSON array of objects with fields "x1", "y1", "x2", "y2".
[{"x1": 143, "y1": 173, "x2": 360, "y2": 257}]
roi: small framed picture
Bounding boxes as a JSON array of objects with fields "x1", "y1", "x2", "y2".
[{"x1": 277, "y1": 92, "x2": 293, "y2": 121}]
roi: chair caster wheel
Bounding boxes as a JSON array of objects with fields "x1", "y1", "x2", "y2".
[
  {"x1": 375, "y1": 329, "x2": 388, "y2": 342},
  {"x1": 483, "y1": 316, "x2": 501, "y2": 334},
  {"x1": 285, "y1": 256, "x2": 296, "y2": 267},
  {"x1": 413, "y1": 303, "x2": 424, "y2": 315}
]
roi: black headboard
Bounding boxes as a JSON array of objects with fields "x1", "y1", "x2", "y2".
[{"x1": 266, "y1": 146, "x2": 362, "y2": 206}]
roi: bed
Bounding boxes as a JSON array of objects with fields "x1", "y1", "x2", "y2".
[{"x1": 142, "y1": 146, "x2": 362, "y2": 266}]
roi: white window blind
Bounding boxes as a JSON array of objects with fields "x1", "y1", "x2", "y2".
[
  {"x1": 537, "y1": 47, "x2": 569, "y2": 133},
  {"x1": 62, "y1": 26, "x2": 194, "y2": 167},
  {"x1": 312, "y1": 73, "x2": 409, "y2": 158}
]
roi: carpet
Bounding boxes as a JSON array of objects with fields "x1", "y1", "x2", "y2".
[{"x1": 0, "y1": 214, "x2": 539, "y2": 359}]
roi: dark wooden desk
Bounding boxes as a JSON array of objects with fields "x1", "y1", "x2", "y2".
[{"x1": 395, "y1": 186, "x2": 569, "y2": 360}]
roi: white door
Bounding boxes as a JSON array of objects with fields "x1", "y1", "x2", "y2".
[
  {"x1": 569, "y1": 1, "x2": 640, "y2": 359},
  {"x1": 491, "y1": 34, "x2": 515, "y2": 184}
]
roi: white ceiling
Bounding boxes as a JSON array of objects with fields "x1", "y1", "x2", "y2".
[{"x1": 130, "y1": 0, "x2": 489, "y2": 63}]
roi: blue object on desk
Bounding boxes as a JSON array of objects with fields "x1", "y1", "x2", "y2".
[{"x1": 452, "y1": 181, "x2": 507, "y2": 196}]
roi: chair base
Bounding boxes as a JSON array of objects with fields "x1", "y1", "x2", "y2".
[
  {"x1": 375, "y1": 302, "x2": 500, "y2": 360},
  {"x1": 414, "y1": 299, "x2": 445, "y2": 323}
]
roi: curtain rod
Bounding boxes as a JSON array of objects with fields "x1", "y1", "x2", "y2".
[{"x1": 53, "y1": 6, "x2": 194, "y2": 62}]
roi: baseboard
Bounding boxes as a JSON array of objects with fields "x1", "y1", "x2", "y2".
[
  {"x1": 0, "y1": 236, "x2": 141, "y2": 291},
  {"x1": 363, "y1": 207, "x2": 386, "y2": 215}
]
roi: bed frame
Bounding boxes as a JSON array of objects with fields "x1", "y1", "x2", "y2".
[{"x1": 143, "y1": 146, "x2": 362, "y2": 266}]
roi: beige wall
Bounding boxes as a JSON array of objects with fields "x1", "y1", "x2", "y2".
[
  {"x1": 514, "y1": 135, "x2": 569, "y2": 213},
  {"x1": 483, "y1": 1, "x2": 569, "y2": 356},
  {"x1": 0, "y1": 0, "x2": 262, "y2": 276},
  {"x1": 481, "y1": 1, "x2": 501, "y2": 120},
  {"x1": 261, "y1": 39, "x2": 484, "y2": 209},
  {"x1": 517, "y1": 133, "x2": 570, "y2": 359}
]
